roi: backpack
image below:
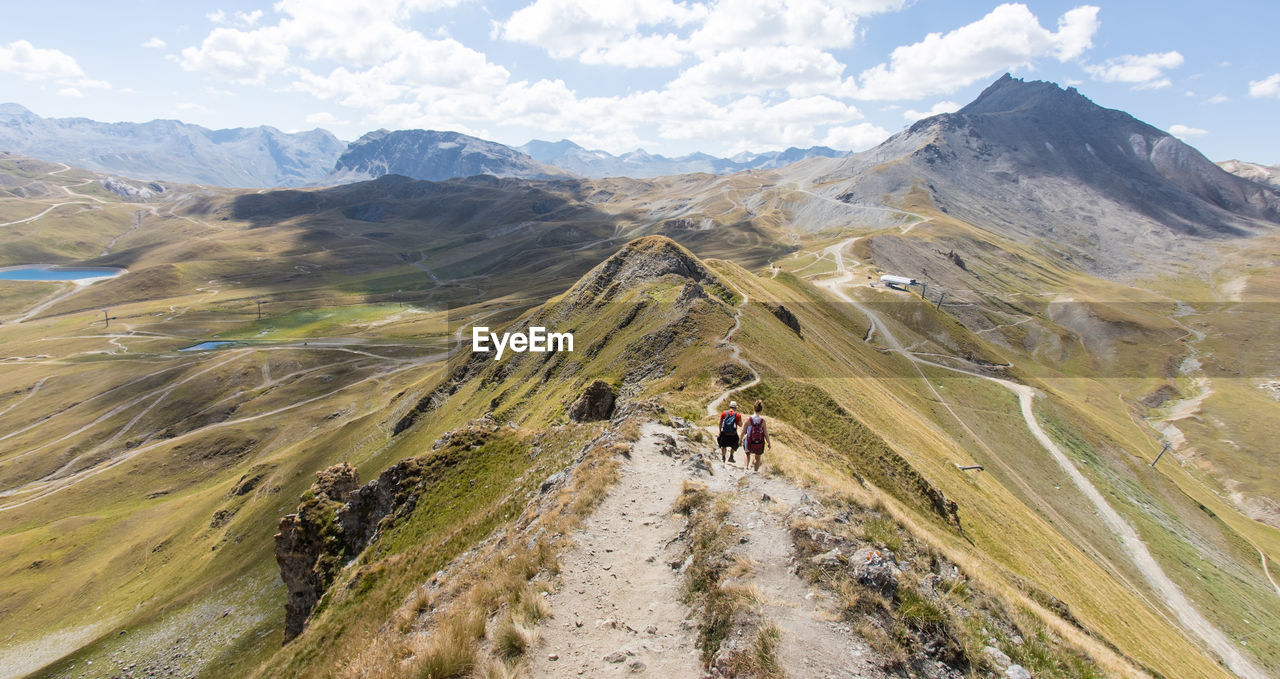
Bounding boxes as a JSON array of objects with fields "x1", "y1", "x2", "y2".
[
  {"x1": 720, "y1": 410, "x2": 738, "y2": 435},
  {"x1": 745, "y1": 415, "x2": 766, "y2": 447}
]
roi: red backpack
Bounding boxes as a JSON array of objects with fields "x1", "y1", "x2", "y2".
[{"x1": 745, "y1": 415, "x2": 766, "y2": 448}]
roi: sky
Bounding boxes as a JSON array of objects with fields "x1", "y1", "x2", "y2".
[{"x1": 2, "y1": 0, "x2": 1278, "y2": 163}]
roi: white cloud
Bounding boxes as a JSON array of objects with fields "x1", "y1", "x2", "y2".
[
  {"x1": 578, "y1": 34, "x2": 687, "y2": 68},
  {"x1": 142, "y1": 37, "x2": 167, "y2": 49},
  {"x1": 179, "y1": 27, "x2": 290, "y2": 84},
  {"x1": 304, "y1": 111, "x2": 348, "y2": 126},
  {"x1": 668, "y1": 45, "x2": 849, "y2": 97},
  {"x1": 1248, "y1": 73, "x2": 1280, "y2": 99},
  {"x1": 1207, "y1": 93, "x2": 1229, "y2": 104},
  {"x1": 850, "y1": 3, "x2": 1101, "y2": 100},
  {"x1": 499, "y1": 0, "x2": 910, "y2": 68},
  {"x1": 902, "y1": 100, "x2": 958, "y2": 121},
  {"x1": 689, "y1": 0, "x2": 909, "y2": 53},
  {"x1": 500, "y1": 0, "x2": 703, "y2": 68},
  {"x1": 182, "y1": 0, "x2": 488, "y2": 88},
  {"x1": 1168, "y1": 124, "x2": 1206, "y2": 140},
  {"x1": 57, "y1": 87, "x2": 83, "y2": 97},
  {"x1": 69, "y1": 78, "x2": 111, "y2": 90},
  {"x1": 0, "y1": 40, "x2": 84, "y2": 80},
  {"x1": 823, "y1": 122, "x2": 890, "y2": 150},
  {"x1": 1084, "y1": 51, "x2": 1183, "y2": 90}
]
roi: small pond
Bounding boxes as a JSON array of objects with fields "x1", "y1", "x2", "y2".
[
  {"x1": 0, "y1": 265, "x2": 125, "y2": 282},
  {"x1": 178, "y1": 341, "x2": 236, "y2": 352}
]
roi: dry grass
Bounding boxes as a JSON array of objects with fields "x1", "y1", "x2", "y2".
[
  {"x1": 720, "y1": 623, "x2": 786, "y2": 679},
  {"x1": 334, "y1": 432, "x2": 628, "y2": 679}
]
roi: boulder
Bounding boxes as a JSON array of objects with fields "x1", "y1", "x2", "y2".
[
  {"x1": 568, "y1": 380, "x2": 616, "y2": 421},
  {"x1": 766, "y1": 303, "x2": 803, "y2": 337},
  {"x1": 851, "y1": 546, "x2": 899, "y2": 597}
]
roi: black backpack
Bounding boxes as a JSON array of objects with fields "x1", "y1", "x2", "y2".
[{"x1": 720, "y1": 410, "x2": 738, "y2": 435}]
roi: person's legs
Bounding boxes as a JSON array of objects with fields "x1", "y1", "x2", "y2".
[{"x1": 751, "y1": 453, "x2": 762, "y2": 471}]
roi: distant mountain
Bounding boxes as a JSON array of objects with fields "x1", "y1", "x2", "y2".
[
  {"x1": 518, "y1": 138, "x2": 849, "y2": 178},
  {"x1": 324, "y1": 129, "x2": 574, "y2": 184},
  {"x1": 0, "y1": 103, "x2": 344, "y2": 188},
  {"x1": 795, "y1": 74, "x2": 1280, "y2": 275},
  {"x1": 1218, "y1": 159, "x2": 1280, "y2": 190}
]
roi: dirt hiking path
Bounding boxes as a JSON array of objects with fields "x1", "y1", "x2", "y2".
[
  {"x1": 528, "y1": 422, "x2": 703, "y2": 677},
  {"x1": 706, "y1": 462, "x2": 887, "y2": 679}
]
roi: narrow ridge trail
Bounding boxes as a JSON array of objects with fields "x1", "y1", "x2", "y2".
[
  {"x1": 527, "y1": 422, "x2": 703, "y2": 678},
  {"x1": 533, "y1": 279, "x2": 886, "y2": 677}
]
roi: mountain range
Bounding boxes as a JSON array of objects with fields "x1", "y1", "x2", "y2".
[
  {"x1": 0, "y1": 104, "x2": 851, "y2": 186},
  {"x1": 0, "y1": 103, "x2": 345, "y2": 187},
  {"x1": 1, "y1": 73, "x2": 1278, "y2": 679},
  {"x1": 517, "y1": 138, "x2": 849, "y2": 177}
]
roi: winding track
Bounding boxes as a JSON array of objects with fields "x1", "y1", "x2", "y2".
[{"x1": 815, "y1": 238, "x2": 1266, "y2": 679}]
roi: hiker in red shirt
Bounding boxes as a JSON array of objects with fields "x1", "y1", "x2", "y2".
[{"x1": 715, "y1": 400, "x2": 743, "y2": 463}]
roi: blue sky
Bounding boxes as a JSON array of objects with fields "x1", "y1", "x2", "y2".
[{"x1": 2, "y1": 1, "x2": 1278, "y2": 162}]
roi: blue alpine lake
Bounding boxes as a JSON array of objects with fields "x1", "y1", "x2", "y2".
[{"x1": 0, "y1": 266, "x2": 124, "y2": 281}]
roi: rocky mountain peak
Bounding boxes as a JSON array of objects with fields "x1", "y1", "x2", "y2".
[
  {"x1": 956, "y1": 73, "x2": 1094, "y2": 116},
  {"x1": 568, "y1": 236, "x2": 718, "y2": 307},
  {"x1": 326, "y1": 128, "x2": 572, "y2": 184}
]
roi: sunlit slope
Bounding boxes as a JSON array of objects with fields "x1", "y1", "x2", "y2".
[
  {"x1": 251, "y1": 236, "x2": 743, "y2": 677},
  {"x1": 706, "y1": 256, "x2": 1266, "y2": 678}
]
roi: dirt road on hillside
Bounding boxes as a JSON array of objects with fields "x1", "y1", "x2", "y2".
[{"x1": 816, "y1": 239, "x2": 1266, "y2": 679}]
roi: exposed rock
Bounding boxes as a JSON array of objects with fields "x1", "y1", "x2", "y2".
[
  {"x1": 1004, "y1": 665, "x2": 1032, "y2": 679},
  {"x1": 852, "y1": 546, "x2": 899, "y2": 597},
  {"x1": 568, "y1": 379, "x2": 616, "y2": 422},
  {"x1": 566, "y1": 236, "x2": 721, "y2": 309},
  {"x1": 603, "y1": 651, "x2": 627, "y2": 663},
  {"x1": 716, "y1": 362, "x2": 753, "y2": 387},
  {"x1": 274, "y1": 434, "x2": 483, "y2": 641},
  {"x1": 312, "y1": 462, "x2": 359, "y2": 501},
  {"x1": 765, "y1": 302, "x2": 802, "y2": 337},
  {"x1": 275, "y1": 470, "x2": 350, "y2": 642},
  {"x1": 1140, "y1": 383, "x2": 1180, "y2": 408},
  {"x1": 101, "y1": 177, "x2": 158, "y2": 199},
  {"x1": 982, "y1": 645, "x2": 1013, "y2": 671}
]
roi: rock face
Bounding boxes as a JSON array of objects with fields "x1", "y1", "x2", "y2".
[
  {"x1": 275, "y1": 464, "x2": 360, "y2": 642},
  {"x1": 1219, "y1": 159, "x2": 1280, "y2": 190},
  {"x1": 766, "y1": 303, "x2": 802, "y2": 337},
  {"x1": 797, "y1": 74, "x2": 1280, "y2": 276},
  {"x1": 0, "y1": 103, "x2": 344, "y2": 187},
  {"x1": 324, "y1": 129, "x2": 573, "y2": 184},
  {"x1": 519, "y1": 138, "x2": 850, "y2": 178},
  {"x1": 564, "y1": 236, "x2": 722, "y2": 309},
  {"x1": 274, "y1": 457, "x2": 435, "y2": 641},
  {"x1": 568, "y1": 380, "x2": 616, "y2": 422}
]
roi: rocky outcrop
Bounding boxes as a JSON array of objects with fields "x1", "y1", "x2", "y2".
[
  {"x1": 568, "y1": 380, "x2": 616, "y2": 422},
  {"x1": 765, "y1": 302, "x2": 802, "y2": 337},
  {"x1": 275, "y1": 424, "x2": 503, "y2": 641},
  {"x1": 275, "y1": 464, "x2": 358, "y2": 642},
  {"x1": 565, "y1": 236, "x2": 723, "y2": 309}
]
